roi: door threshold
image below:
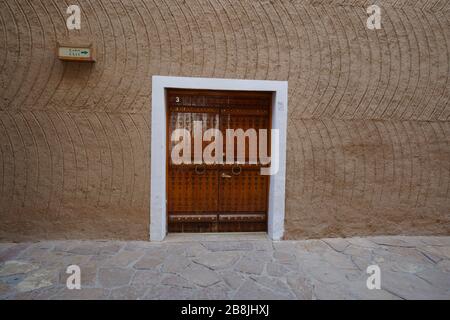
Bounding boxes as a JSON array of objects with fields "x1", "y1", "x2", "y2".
[{"x1": 164, "y1": 232, "x2": 269, "y2": 242}]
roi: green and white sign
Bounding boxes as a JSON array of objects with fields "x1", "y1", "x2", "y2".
[{"x1": 58, "y1": 46, "x2": 93, "y2": 61}]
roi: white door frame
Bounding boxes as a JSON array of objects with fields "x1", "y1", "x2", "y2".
[{"x1": 150, "y1": 76, "x2": 288, "y2": 241}]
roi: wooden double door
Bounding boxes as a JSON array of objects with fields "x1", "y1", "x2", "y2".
[{"x1": 167, "y1": 89, "x2": 272, "y2": 233}]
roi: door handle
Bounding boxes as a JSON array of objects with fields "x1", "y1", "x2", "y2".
[{"x1": 221, "y1": 173, "x2": 232, "y2": 178}]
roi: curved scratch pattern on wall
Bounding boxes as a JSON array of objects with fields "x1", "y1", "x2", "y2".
[{"x1": 0, "y1": 0, "x2": 449, "y2": 240}]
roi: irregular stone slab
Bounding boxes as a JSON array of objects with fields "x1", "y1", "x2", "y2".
[
  {"x1": 250, "y1": 276, "x2": 296, "y2": 299},
  {"x1": 161, "y1": 255, "x2": 190, "y2": 273},
  {"x1": 373, "y1": 247, "x2": 433, "y2": 275},
  {"x1": 19, "y1": 249, "x2": 61, "y2": 267},
  {"x1": 298, "y1": 239, "x2": 332, "y2": 254},
  {"x1": 18, "y1": 246, "x2": 43, "y2": 259},
  {"x1": 143, "y1": 247, "x2": 167, "y2": 260},
  {"x1": 287, "y1": 275, "x2": 314, "y2": 300},
  {"x1": 418, "y1": 248, "x2": 443, "y2": 264},
  {"x1": 294, "y1": 249, "x2": 323, "y2": 266},
  {"x1": 320, "y1": 250, "x2": 361, "y2": 270},
  {"x1": 234, "y1": 258, "x2": 263, "y2": 275},
  {"x1": 161, "y1": 274, "x2": 193, "y2": 288},
  {"x1": 266, "y1": 262, "x2": 290, "y2": 277},
  {"x1": 98, "y1": 267, "x2": 134, "y2": 288},
  {"x1": 201, "y1": 241, "x2": 253, "y2": 252},
  {"x1": 312, "y1": 281, "x2": 400, "y2": 300},
  {"x1": 0, "y1": 260, "x2": 38, "y2": 277},
  {"x1": 167, "y1": 243, "x2": 194, "y2": 255},
  {"x1": 99, "y1": 243, "x2": 124, "y2": 255},
  {"x1": 202, "y1": 283, "x2": 231, "y2": 299},
  {"x1": 416, "y1": 268, "x2": 450, "y2": 291},
  {"x1": 343, "y1": 245, "x2": 374, "y2": 259},
  {"x1": 233, "y1": 279, "x2": 288, "y2": 300},
  {"x1": 304, "y1": 262, "x2": 360, "y2": 285},
  {"x1": 180, "y1": 265, "x2": 221, "y2": 287},
  {"x1": 0, "y1": 244, "x2": 30, "y2": 261},
  {"x1": 389, "y1": 261, "x2": 427, "y2": 274},
  {"x1": 62, "y1": 254, "x2": 91, "y2": 267},
  {"x1": 193, "y1": 252, "x2": 240, "y2": 270},
  {"x1": 57, "y1": 288, "x2": 110, "y2": 300},
  {"x1": 250, "y1": 240, "x2": 273, "y2": 252},
  {"x1": 28, "y1": 242, "x2": 55, "y2": 251},
  {"x1": 312, "y1": 283, "x2": 352, "y2": 300},
  {"x1": 344, "y1": 280, "x2": 402, "y2": 300},
  {"x1": 437, "y1": 259, "x2": 450, "y2": 273},
  {"x1": 103, "y1": 250, "x2": 143, "y2": 267},
  {"x1": 123, "y1": 241, "x2": 155, "y2": 251},
  {"x1": 389, "y1": 246, "x2": 435, "y2": 263},
  {"x1": 425, "y1": 246, "x2": 450, "y2": 259},
  {"x1": 369, "y1": 237, "x2": 416, "y2": 248},
  {"x1": 219, "y1": 271, "x2": 246, "y2": 290},
  {"x1": 342, "y1": 245, "x2": 374, "y2": 271},
  {"x1": 110, "y1": 285, "x2": 149, "y2": 300},
  {"x1": 331, "y1": 270, "x2": 396, "y2": 299},
  {"x1": 346, "y1": 237, "x2": 380, "y2": 249},
  {"x1": 144, "y1": 285, "x2": 203, "y2": 300},
  {"x1": 80, "y1": 264, "x2": 98, "y2": 287},
  {"x1": 420, "y1": 237, "x2": 450, "y2": 247},
  {"x1": 381, "y1": 271, "x2": 449, "y2": 300},
  {"x1": 53, "y1": 241, "x2": 80, "y2": 253},
  {"x1": 88, "y1": 253, "x2": 111, "y2": 264},
  {"x1": 184, "y1": 243, "x2": 211, "y2": 257},
  {"x1": 273, "y1": 251, "x2": 297, "y2": 265},
  {"x1": 272, "y1": 241, "x2": 296, "y2": 252},
  {"x1": 133, "y1": 255, "x2": 163, "y2": 270},
  {"x1": 0, "y1": 283, "x2": 11, "y2": 298},
  {"x1": 0, "y1": 243, "x2": 16, "y2": 251},
  {"x1": 234, "y1": 255, "x2": 266, "y2": 275},
  {"x1": 17, "y1": 269, "x2": 54, "y2": 292},
  {"x1": 131, "y1": 270, "x2": 160, "y2": 286},
  {"x1": 322, "y1": 238, "x2": 350, "y2": 252},
  {"x1": 11, "y1": 285, "x2": 62, "y2": 300},
  {"x1": 1, "y1": 273, "x2": 26, "y2": 287},
  {"x1": 66, "y1": 244, "x2": 101, "y2": 256}
]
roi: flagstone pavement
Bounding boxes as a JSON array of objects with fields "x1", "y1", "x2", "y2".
[{"x1": 0, "y1": 234, "x2": 449, "y2": 300}]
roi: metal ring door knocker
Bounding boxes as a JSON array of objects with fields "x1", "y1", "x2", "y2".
[
  {"x1": 232, "y1": 165, "x2": 242, "y2": 176},
  {"x1": 195, "y1": 165, "x2": 205, "y2": 175}
]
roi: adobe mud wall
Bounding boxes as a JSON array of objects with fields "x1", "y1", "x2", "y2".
[{"x1": 0, "y1": 0, "x2": 449, "y2": 241}]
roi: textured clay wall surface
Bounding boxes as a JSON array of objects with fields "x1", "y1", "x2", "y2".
[{"x1": 0, "y1": 0, "x2": 449, "y2": 241}]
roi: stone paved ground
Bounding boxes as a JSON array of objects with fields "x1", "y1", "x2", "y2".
[{"x1": 0, "y1": 235, "x2": 449, "y2": 300}]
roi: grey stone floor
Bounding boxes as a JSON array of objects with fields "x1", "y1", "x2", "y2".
[{"x1": 0, "y1": 234, "x2": 449, "y2": 300}]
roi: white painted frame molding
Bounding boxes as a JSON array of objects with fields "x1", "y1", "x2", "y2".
[{"x1": 150, "y1": 76, "x2": 288, "y2": 241}]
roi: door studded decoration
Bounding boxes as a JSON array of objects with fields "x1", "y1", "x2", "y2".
[{"x1": 167, "y1": 89, "x2": 272, "y2": 233}]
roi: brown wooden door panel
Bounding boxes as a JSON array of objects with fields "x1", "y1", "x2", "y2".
[
  {"x1": 219, "y1": 168, "x2": 268, "y2": 212},
  {"x1": 168, "y1": 166, "x2": 219, "y2": 213},
  {"x1": 167, "y1": 89, "x2": 271, "y2": 233}
]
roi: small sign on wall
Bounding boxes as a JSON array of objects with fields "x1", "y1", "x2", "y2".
[{"x1": 57, "y1": 42, "x2": 95, "y2": 62}]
